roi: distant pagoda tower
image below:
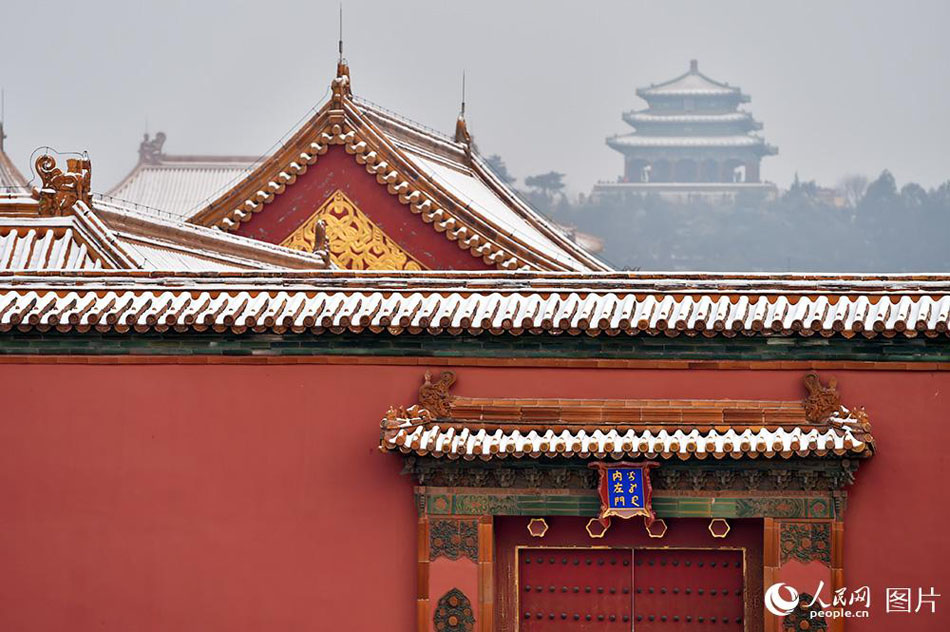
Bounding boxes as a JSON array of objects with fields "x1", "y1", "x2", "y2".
[{"x1": 593, "y1": 59, "x2": 777, "y2": 202}]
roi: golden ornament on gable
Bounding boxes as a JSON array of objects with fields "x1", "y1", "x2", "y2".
[{"x1": 280, "y1": 189, "x2": 423, "y2": 271}]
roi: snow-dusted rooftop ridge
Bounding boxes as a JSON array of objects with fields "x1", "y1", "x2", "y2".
[
  {"x1": 624, "y1": 111, "x2": 756, "y2": 124},
  {"x1": 351, "y1": 96, "x2": 607, "y2": 271},
  {"x1": 382, "y1": 420, "x2": 870, "y2": 461},
  {"x1": 0, "y1": 278, "x2": 947, "y2": 339},
  {"x1": 638, "y1": 59, "x2": 745, "y2": 99},
  {"x1": 106, "y1": 148, "x2": 264, "y2": 221},
  {"x1": 0, "y1": 145, "x2": 27, "y2": 191},
  {"x1": 92, "y1": 196, "x2": 331, "y2": 270},
  {"x1": 3, "y1": 269, "x2": 949, "y2": 294},
  {"x1": 0, "y1": 184, "x2": 330, "y2": 272},
  {"x1": 193, "y1": 64, "x2": 608, "y2": 272},
  {"x1": 607, "y1": 134, "x2": 770, "y2": 149},
  {"x1": 0, "y1": 217, "x2": 106, "y2": 270}
]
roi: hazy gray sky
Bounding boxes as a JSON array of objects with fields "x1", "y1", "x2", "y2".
[{"x1": 2, "y1": 1, "x2": 948, "y2": 195}]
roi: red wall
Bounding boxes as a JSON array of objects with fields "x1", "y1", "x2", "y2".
[{"x1": 0, "y1": 362, "x2": 947, "y2": 630}]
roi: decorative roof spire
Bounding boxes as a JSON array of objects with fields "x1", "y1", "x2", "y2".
[
  {"x1": 454, "y1": 71, "x2": 472, "y2": 147},
  {"x1": 138, "y1": 131, "x2": 166, "y2": 165},
  {"x1": 690, "y1": 59, "x2": 699, "y2": 73},
  {"x1": 330, "y1": 3, "x2": 352, "y2": 107}
]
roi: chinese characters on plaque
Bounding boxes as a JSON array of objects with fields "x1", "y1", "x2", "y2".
[
  {"x1": 590, "y1": 462, "x2": 658, "y2": 528},
  {"x1": 608, "y1": 467, "x2": 646, "y2": 511}
]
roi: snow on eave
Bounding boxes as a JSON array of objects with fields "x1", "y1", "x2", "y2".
[
  {"x1": 350, "y1": 98, "x2": 609, "y2": 271},
  {"x1": 94, "y1": 197, "x2": 330, "y2": 270}
]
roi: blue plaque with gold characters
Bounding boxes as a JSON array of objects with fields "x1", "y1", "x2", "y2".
[{"x1": 590, "y1": 462, "x2": 658, "y2": 526}]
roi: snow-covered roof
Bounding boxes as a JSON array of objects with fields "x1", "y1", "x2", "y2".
[
  {"x1": 1, "y1": 270, "x2": 948, "y2": 339},
  {"x1": 380, "y1": 371, "x2": 874, "y2": 461},
  {"x1": 608, "y1": 134, "x2": 774, "y2": 150},
  {"x1": 623, "y1": 111, "x2": 756, "y2": 125},
  {"x1": 189, "y1": 63, "x2": 607, "y2": 273},
  {"x1": 94, "y1": 197, "x2": 331, "y2": 271},
  {"x1": 382, "y1": 408, "x2": 871, "y2": 461},
  {"x1": 107, "y1": 150, "x2": 260, "y2": 220},
  {"x1": 0, "y1": 126, "x2": 28, "y2": 192},
  {"x1": 0, "y1": 218, "x2": 107, "y2": 270},
  {"x1": 638, "y1": 60, "x2": 744, "y2": 99},
  {"x1": 0, "y1": 154, "x2": 331, "y2": 272}
]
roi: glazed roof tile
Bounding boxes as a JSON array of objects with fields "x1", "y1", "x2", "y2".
[
  {"x1": 0, "y1": 220, "x2": 104, "y2": 270},
  {"x1": 107, "y1": 156, "x2": 260, "y2": 220},
  {"x1": 0, "y1": 152, "x2": 331, "y2": 273},
  {"x1": 0, "y1": 271, "x2": 947, "y2": 338},
  {"x1": 379, "y1": 372, "x2": 874, "y2": 461},
  {"x1": 189, "y1": 65, "x2": 607, "y2": 272},
  {"x1": 624, "y1": 111, "x2": 756, "y2": 124},
  {"x1": 607, "y1": 134, "x2": 770, "y2": 149},
  {"x1": 94, "y1": 197, "x2": 331, "y2": 271},
  {"x1": 638, "y1": 61, "x2": 743, "y2": 99},
  {"x1": 0, "y1": 146, "x2": 27, "y2": 191}
]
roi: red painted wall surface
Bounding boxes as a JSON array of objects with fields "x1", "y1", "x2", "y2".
[
  {"x1": 0, "y1": 363, "x2": 947, "y2": 630},
  {"x1": 234, "y1": 147, "x2": 490, "y2": 270}
]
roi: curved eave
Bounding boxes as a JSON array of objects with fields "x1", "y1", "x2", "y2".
[
  {"x1": 381, "y1": 423, "x2": 872, "y2": 462},
  {"x1": 637, "y1": 87, "x2": 746, "y2": 99},
  {"x1": 1, "y1": 272, "x2": 948, "y2": 338},
  {"x1": 607, "y1": 134, "x2": 776, "y2": 152},
  {"x1": 622, "y1": 111, "x2": 762, "y2": 130}
]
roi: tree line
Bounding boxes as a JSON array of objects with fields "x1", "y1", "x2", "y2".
[{"x1": 485, "y1": 155, "x2": 950, "y2": 272}]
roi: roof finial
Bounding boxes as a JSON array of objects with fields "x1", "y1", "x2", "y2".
[
  {"x1": 31, "y1": 153, "x2": 93, "y2": 216},
  {"x1": 332, "y1": 4, "x2": 351, "y2": 103},
  {"x1": 454, "y1": 70, "x2": 472, "y2": 147},
  {"x1": 138, "y1": 131, "x2": 166, "y2": 165},
  {"x1": 690, "y1": 59, "x2": 699, "y2": 72}
]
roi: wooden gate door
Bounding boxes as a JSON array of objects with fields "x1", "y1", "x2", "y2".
[
  {"x1": 633, "y1": 549, "x2": 745, "y2": 630},
  {"x1": 518, "y1": 548, "x2": 633, "y2": 630},
  {"x1": 517, "y1": 547, "x2": 745, "y2": 631}
]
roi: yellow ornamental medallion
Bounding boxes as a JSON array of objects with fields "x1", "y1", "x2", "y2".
[{"x1": 280, "y1": 190, "x2": 424, "y2": 271}]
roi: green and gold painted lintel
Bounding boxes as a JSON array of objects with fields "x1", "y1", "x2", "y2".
[{"x1": 421, "y1": 488, "x2": 835, "y2": 520}]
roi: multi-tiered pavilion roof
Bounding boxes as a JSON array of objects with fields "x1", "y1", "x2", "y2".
[{"x1": 595, "y1": 60, "x2": 778, "y2": 202}]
